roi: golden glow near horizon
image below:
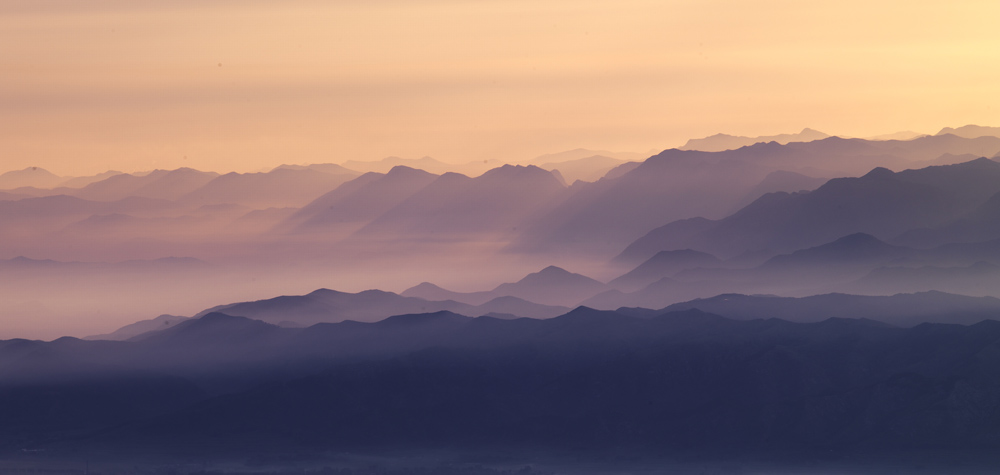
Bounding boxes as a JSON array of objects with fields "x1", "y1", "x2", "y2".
[{"x1": 3, "y1": 0, "x2": 1000, "y2": 175}]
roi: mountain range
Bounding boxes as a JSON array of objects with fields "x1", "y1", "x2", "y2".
[
  {"x1": 4, "y1": 306, "x2": 1000, "y2": 465},
  {"x1": 680, "y1": 127, "x2": 831, "y2": 152},
  {"x1": 618, "y1": 157, "x2": 1000, "y2": 262},
  {"x1": 9, "y1": 126, "x2": 1000, "y2": 469}
]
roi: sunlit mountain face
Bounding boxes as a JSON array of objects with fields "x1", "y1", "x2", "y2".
[{"x1": 6, "y1": 1, "x2": 1000, "y2": 473}]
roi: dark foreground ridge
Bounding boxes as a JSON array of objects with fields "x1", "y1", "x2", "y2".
[{"x1": 2, "y1": 307, "x2": 1000, "y2": 469}]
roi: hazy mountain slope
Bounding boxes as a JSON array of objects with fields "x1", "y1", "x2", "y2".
[
  {"x1": 404, "y1": 266, "x2": 609, "y2": 307},
  {"x1": 71, "y1": 168, "x2": 220, "y2": 202},
  {"x1": 528, "y1": 148, "x2": 648, "y2": 165},
  {"x1": 490, "y1": 266, "x2": 609, "y2": 307},
  {"x1": 865, "y1": 130, "x2": 927, "y2": 141},
  {"x1": 191, "y1": 288, "x2": 470, "y2": 327},
  {"x1": 730, "y1": 170, "x2": 828, "y2": 211},
  {"x1": 619, "y1": 158, "x2": 1000, "y2": 260},
  {"x1": 597, "y1": 234, "x2": 924, "y2": 310},
  {"x1": 843, "y1": 261, "x2": 1000, "y2": 297},
  {"x1": 341, "y1": 156, "x2": 454, "y2": 174},
  {"x1": 58, "y1": 170, "x2": 125, "y2": 189},
  {"x1": 937, "y1": 124, "x2": 1000, "y2": 139},
  {"x1": 354, "y1": 165, "x2": 566, "y2": 239},
  {"x1": 895, "y1": 191, "x2": 1000, "y2": 248},
  {"x1": 680, "y1": 127, "x2": 830, "y2": 152},
  {"x1": 187, "y1": 286, "x2": 571, "y2": 327},
  {"x1": 537, "y1": 155, "x2": 627, "y2": 183},
  {"x1": 513, "y1": 149, "x2": 774, "y2": 255},
  {"x1": 515, "y1": 138, "x2": 1000, "y2": 258},
  {"x1": 285, "y1": 166, "x2": 439, "y2": 232},
  {"x1": 273, "y1": 163, "x2": 357, "y2": 174},
  {"x1": 473, "y1": 296, "x2": 570, "y2": 319},
  {"x1": 609, "y1": 249, "x2": 723, "y2": 292},
  {"x1": 85, "y1": 314, "x2": 191, "y2": 341},
  {"x1": 662, "y1": 291, "x2": 1000, "y2": 326},
  {"x1": 0, "y1": 195, "x2": 180, "y2": 235},
  {"x1": 0, "y1": 167, "x2": 64, "y2": 190},
  {"x1": 401, "y1": 282, "x2": 494, "y2": 304},
  {"x1": 181, "y1": 167, "x2": 359, "y2": 208}
]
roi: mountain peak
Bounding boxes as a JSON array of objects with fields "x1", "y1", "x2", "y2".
[
  {"x1": 480, "y1": 164, "x2": 562, "y2": 182},
  {"x1": 824, "y1": 232, "x2": 889, "y2": 250},
  {"x1": 385, "y1": 165, "x2": 434, "y2": 178},
  {"x1": 534, "y1": 265, "x2": 571, "y2": 278},
  {"x1": 935, "y1": 124, "x2": 1000, "y2": 139},
  {"x1": 377, "y1": 310, "x2": 469, "y2": 326},
  {"x1": 405, "y1": 282, "x2": 446, "y2": 292},
  {"x1": 862, "y1": 167, "x2": 894, "y2": 179},
  {"x1": 199, "y1": 311, "x2": 245, "y2": 323}
]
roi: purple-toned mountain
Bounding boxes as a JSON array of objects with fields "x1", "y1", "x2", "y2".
[
  {"x1": 936, "y1": 124, "x2": 1000, "y2": 139},
  {"x1": 0, "y1": 167, "x2": 64, "y2": 190},
  {"x1": 895, "y1": 191, "x2": 1000, "y2": 248},
  {"x1": 680, "y1": 127, "x2": 830, "y2": 152},
  {"x1": 536, "y1": 155, "x2": 629, "y2": 183},
  {"x1": 180, "y1": 287, "x2": 569, "y2": 329},
  {"x1": 729, "y1": 170, "x2": 828, "y2": 212},
  {"x1": 341, "y1": 156, "x2": 454, "y2": 174},
  {"x1": 0, "y1": 194, "x2": 180, "y2": 236},
  {"x1": 181, "y1": 166, "x2": 359, "y2": 208},
  {"x1": 661, "y1": 291, "x2": 1000, "y2": 327},
  {"x1": 285, "y1": 166, "x2": 439, "y2": 233},
  {"x1": 514, "y1": 136, "x2": 1000, "y2": 259},
  {"x1": 404, "y1": 265, "x2": 608, "y2": 307},
  {"x1": 618, "y1": 158, "x2": 1000, "y2": 262},
  {"x1": 843, "y1": 261, "x2": 1000, "y2": 297},
  {"x1": 609, "y1": 249, "x2": 722, "y2": 292},
  {"x1": 353, "y1": 165, "x2": 565, "y2": 239},
  {"x1": 597, "y1": 234, "x2": 935, "y2": 310},
  {"x1": 512, "y1": 149, "x2": 775, "y2": 256},
  {"x1": 71, "y1": 168, "x2": 220, "y2": 202}
]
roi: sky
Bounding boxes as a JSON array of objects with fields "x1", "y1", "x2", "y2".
[{"x1": 3, "y1": 0, "x2": 1000, "y2": 176}]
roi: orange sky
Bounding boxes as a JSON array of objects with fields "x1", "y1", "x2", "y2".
[{"x1": 3, "y1": 0, "x2": 1000, "y2": 176}]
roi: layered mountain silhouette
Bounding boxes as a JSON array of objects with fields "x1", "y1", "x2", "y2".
[
  {"x1": 283, "y1": 166, "x2": 439, "y2": 233},
  {"x1": 527, "y1": 148, "x2": 648, "y2": 165},
  {"x1": 0, "y1": 166, "x2": 65, "y2": 189},
  {"x1": 536, "y1": 154, "x2": 629, "y2": 183},
  {"x1": 86, "y1": 314, "x2": 191, "y2": 341},
  {"x1": 609, "y1": 249, "x2": 723, "y2": 292},
  {"x1": 353, "y1": 165, "x2": 566, "y2": 239},
  {"x1": 178, "y1": 287, "x2": 570, "y2": 329},
  {"x1": 598, "y1": 234, "x2": 926, "y2": 309},
  {"x1": 864, "y1": 130, "x2": 927, "y2": 141},
  {"x1": 0, "y1": 194, "x2": 181, "y2": 237},
  {"x1": 729, "y1": 169, "x2": 828, "y2": 211},
  {"x1": 512, "y1": 148, "x2": 776, "y2": 255},
  {"x1": 403, "y1": 265, "x2": 609, "y2": 307},
  {"x1": 70, "y1": 168, "x2": 220, "y2": 202},
  {"x1": 894, "y1": 191, "x2": 1000, "y2": 248},
  {"x1": 9, "y1": 126, "x2": 1000, "y2": 467},
  {"x1": 844, "y1": 261, "x2": 1000, "y2": 297},
  {"x1": 179, "y1": 165, "x2": 359, "y2": 208},
  {"x1": 936, "y1": 124, "x2": 1000, "y2": 139},
  {"x1": 515, "y1": 137, "x2": 1000, "y2": 257},
  {"x1": 619, "y1": 158, "x2": 1000, "y2": 261},
  {"x1": 680, "y1": 127, "x2": 830, "y2": 152},
  {"x1": 662, "y1": 291, "x2": 1000, "y2": 327}
]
